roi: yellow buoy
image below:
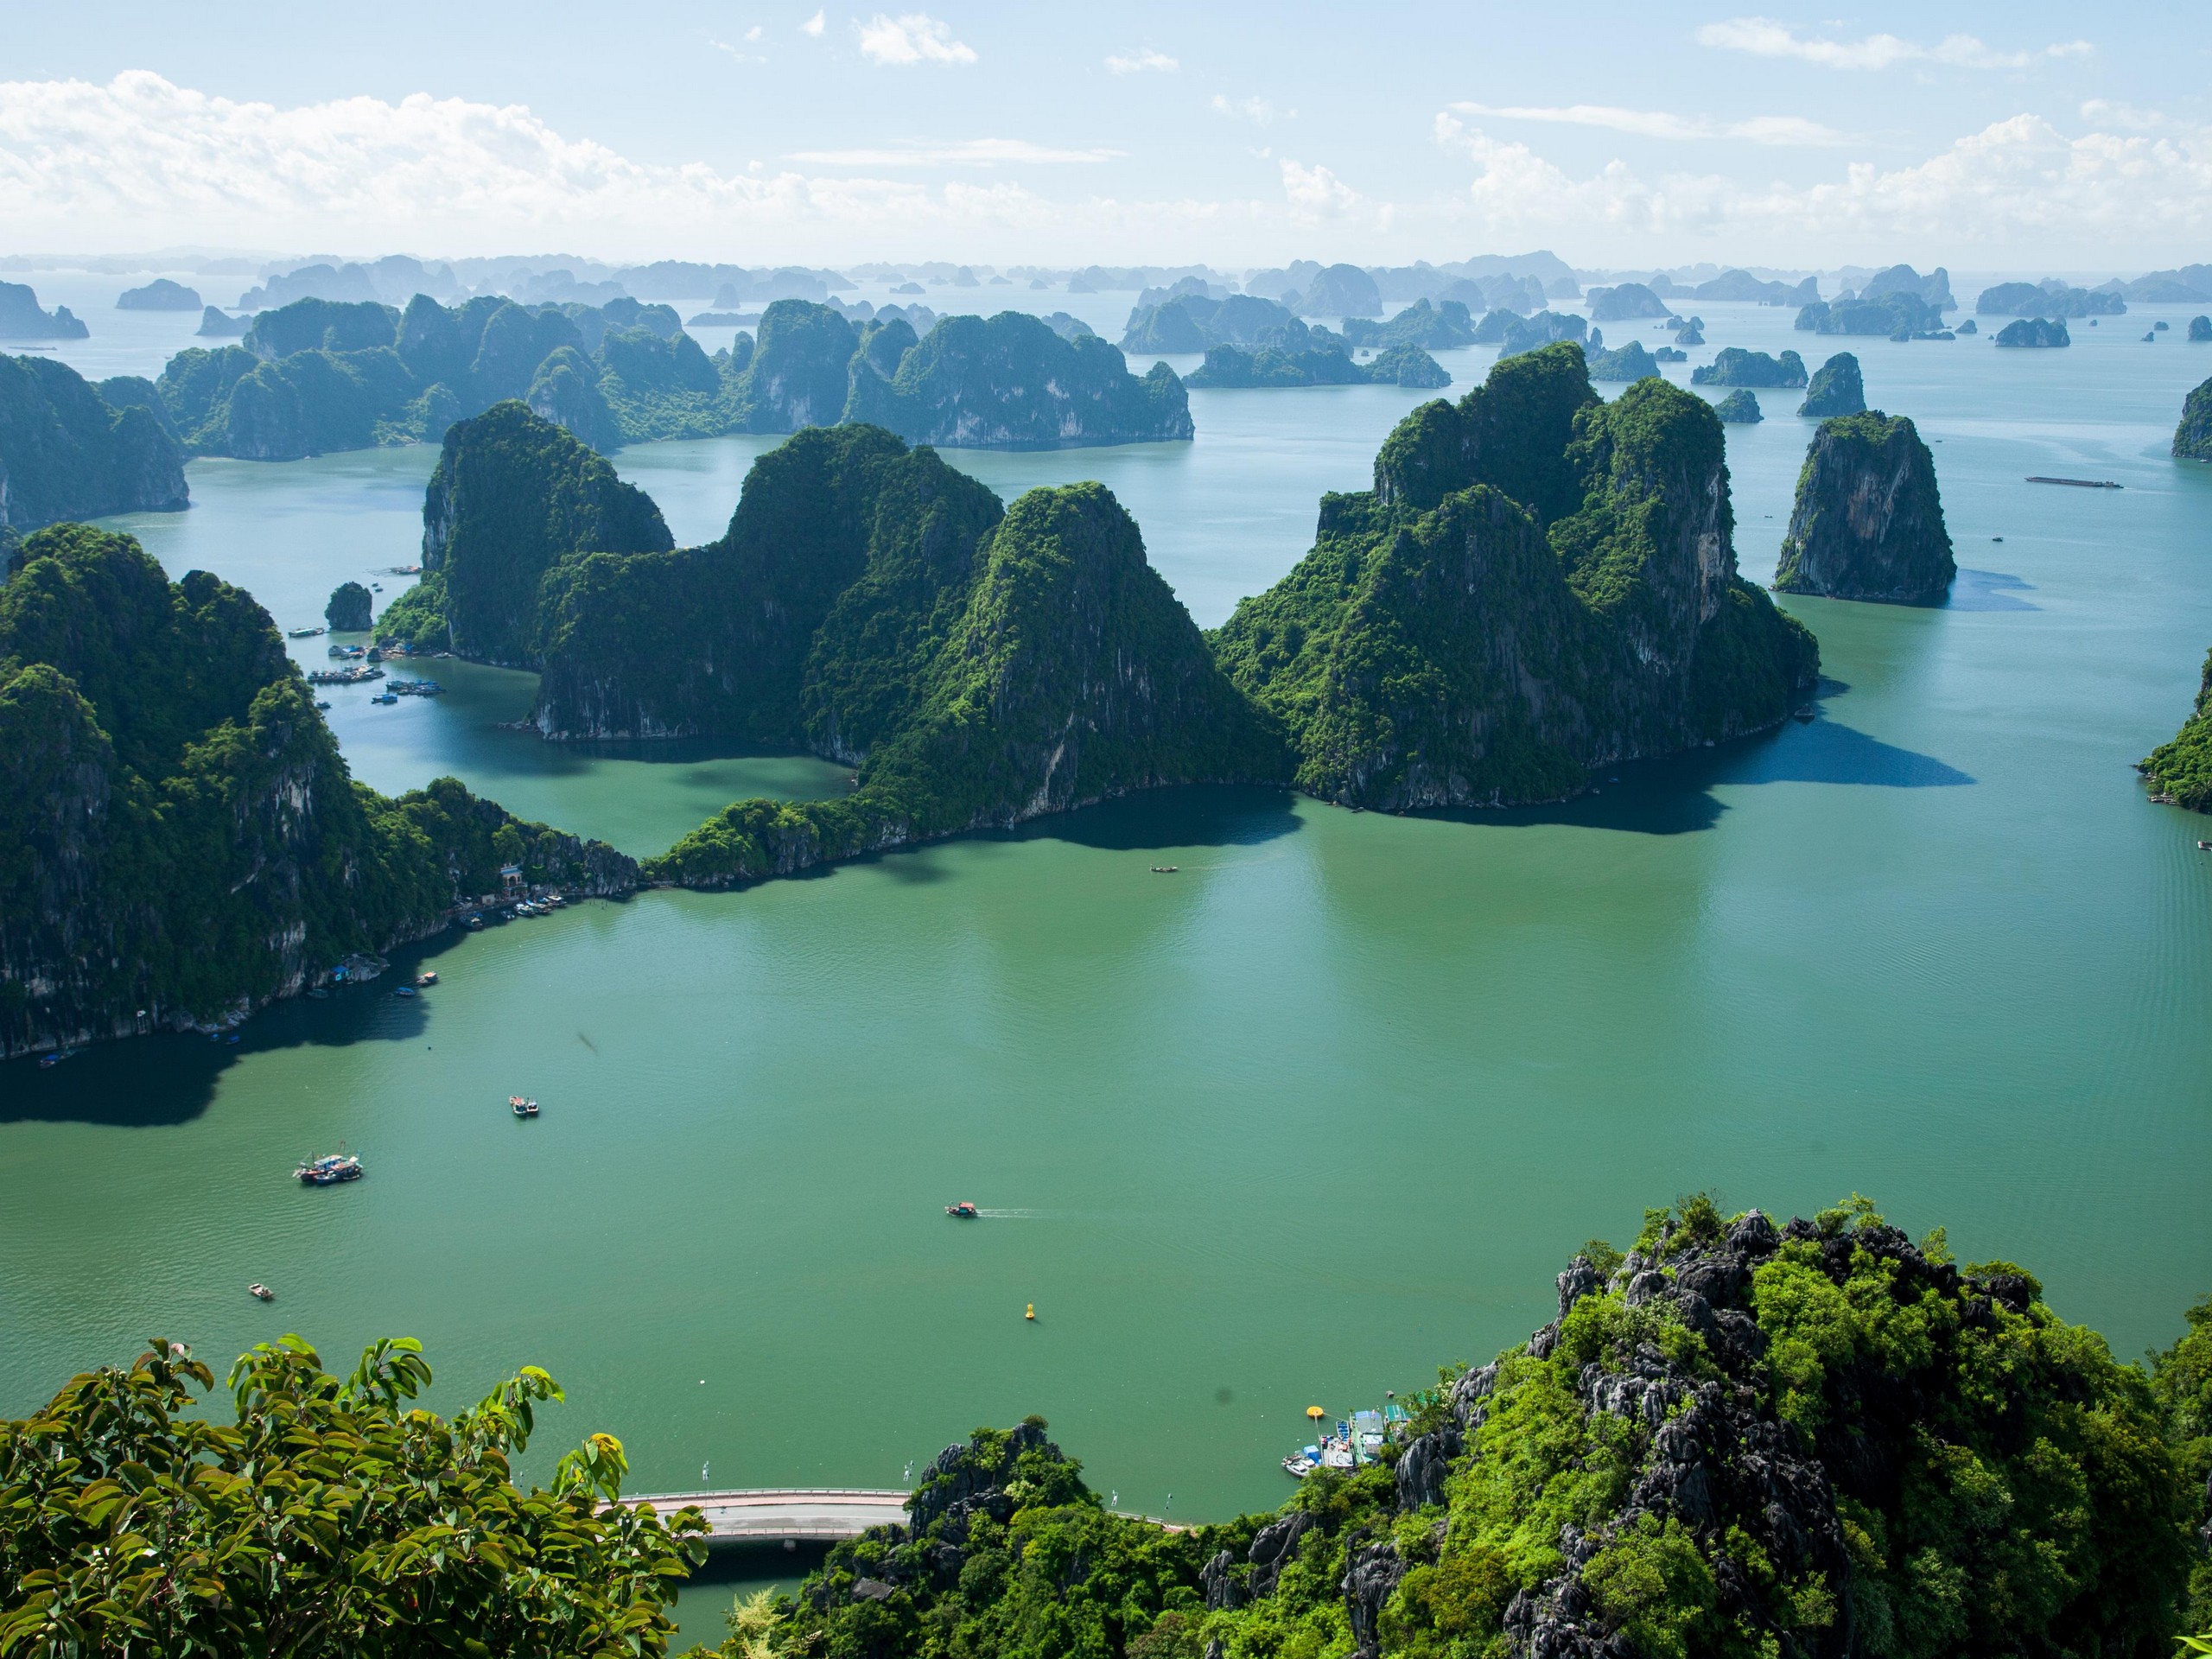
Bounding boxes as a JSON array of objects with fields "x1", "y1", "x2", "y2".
[{"x1": 1025, "y1": 1303, "x2": 1036, "y2": 1321}]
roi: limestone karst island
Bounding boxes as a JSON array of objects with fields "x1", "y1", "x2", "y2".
[{"x1": 2, "y1": 10, "x2": 2209, "y2": 1659}]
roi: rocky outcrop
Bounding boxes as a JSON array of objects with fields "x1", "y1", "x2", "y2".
[
  {"x1": 0, "y1": 353, "x2": 188, "y2": 531},
  {"x1": 1585, "y1": 340, "x2": 1660, "y2": 383},
  {"x1": 195, "y1": 307, "x2": 251, "y2": 339},
  {"x1": 2173, "y1": 375, "x2": 2212, "y2": 461},
  {"x1": 1713, "y1": 389, "x2": 1761, "y2": 423},
  {"x1": 1335, "y1": 299, "x2": 1478, "y2": 353},
  {"x1": 1122, "y1": 293, "x2": 1310, "y2": 353},
  {"x1": 1290, "y1": 264, "x2": 1383, "y2": 318},
  {"x1": 0, "y1": 283, "x2": 88, "y2": 340},
  {"x1": 1776, "y1": 411, "x2": 1955, "y2": 604},
  {"x1": 0, "y1": 524, "x2": 632, "y2": 1058},
  {"x1": 1586, "y1": 282, "x2": 1674, "y2": 322},
  {"x1": 1479, "y1": 309, "x2": 1588, "y2": 359},
  {"x1": 1212, "y1": 344, "x2": 1819, "y2": 810},
  {"x1": 399, "y1": 402, "x2": 671, "y2": 664},
  {"x1": 118, "y1": 279, "x2": 203, "y2": 312},
  {"x1": 1342, "y1": 1541, "x2": 1405, "y2": 1659},
  {"x1": 1861, "y1": 263, "x2": 1954, "y2": 308},
  {"x1": 325, "y1": 582, "x2": 372, "y2": 632},
  {"x1": 1795, "y1": 292, "x2": 1946, "y2": 338},
  {"x1": 2139, "y1": 648, "x2": 2212, "y2": 809},
  {"x1": 1994, "y1": 317, "x2": 2070, "y2": 348},
  {"x1": 1691, "y1": 347, "x2": 1807, "y2": 388},
  {"x1": 2191, "y1": 316, "x2": 2212, "y2": 343},
  {"x1": 1977, "y1": 279, "x2": 2125, "y2": 318},
  {"x1": 1797, "y1": 352, "x2": 1866, "y2": 417},
  {"x1": 1185, "y1": 342, "x2": 1447, "y2": 389}
]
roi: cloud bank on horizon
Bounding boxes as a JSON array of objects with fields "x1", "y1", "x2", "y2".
[{"x1": 0, "y1": 6, "x2": 2201, "y2": 268}]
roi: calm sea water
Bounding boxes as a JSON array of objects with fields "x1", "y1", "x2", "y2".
[{"x1": 7, "y1": 296, "x2": 2211, "y2": 1643}]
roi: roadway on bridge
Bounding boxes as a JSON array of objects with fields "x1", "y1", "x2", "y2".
[{"x1": 626, "y1": 1488, "x2": 912, "y2": 1543}]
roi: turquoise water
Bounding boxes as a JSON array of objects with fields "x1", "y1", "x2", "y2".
[{"x1": 8, "y1": 302, "x2": 2211, "y2": 1644}]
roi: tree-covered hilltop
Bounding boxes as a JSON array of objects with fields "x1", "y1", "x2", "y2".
[
  {"x1": 1713, "y1": 390, "x2": 1762, "y2": 423},
  {"x1": 117, "y1": 276, "x2": 203, "y2": 311},
  {"x1": 1337, "y1": 300, "x2": 1481, "y2": 353},
  {"x1": 1797, "y1": 354, "x2": 1866, "y2": 418},
  {"x1": 1794, "y1": 294, "x2": 1948, "y2": 340},
  {"x1": 1775, "y1": 414, "x2": 1955, "y2": 606},
  {"x1": 645, "y1": 467, "x2": 1286, "y2": 887},
  {"x1": 1994, "y1": 318, "x2": 2071, "y2": 349},
  {"x1": 1186, "y1": 343, "x2": 1450, "y2": 390},
  {"x1": 1691, "y1": 349, "x2": 1808, "y2": 389},
  {"x1": 0, "y1": 1334, "x2": 704, "y2": 1656},
  {"x1": 2140, "y1": 650, "x2": 2212, "y2": 810},
  {"x1": 1586, "y1": 282, "x2": 1675, "y2": 322},
  {"x1": 1585, "y1": 340, "x2": 1661, "y2": 384},
  {"x1": 1975, "y1": 280, "x2": 2126, "y2": 319},
  {"x1": 376, "y1": 402, "x2": 673, "y2": 663},
  {"x1": 0, "y1": 281, "x2": 88, "y2": 340},
  {"x1": 1209, "y1": 346, "x2": 1817, "y2": 810},
  {"x1": 1478, "y1": 311, "x2": 1589, "y2": 359},
  {"x1": 1122, "y1": 293, "x2": 1316, "y2": 353},
  {"x1": 844, "y1": 309, "x2": 1193, "y2": 448},
  {"x1": 699, "y1": 1196, "x2": 2204, "y2": 1659},
  {"x1": 0, "y1": 353, "x2": 188, "y2": 531},
  {"x1": 0, "y1": 524, "x2": 632, "y2": 1057}
]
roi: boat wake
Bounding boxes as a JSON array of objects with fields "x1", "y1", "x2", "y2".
[{"x1": 976, "y1": 1208, "x2": 1044, "y2": 1220}]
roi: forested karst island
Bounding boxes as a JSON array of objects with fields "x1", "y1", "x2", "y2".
[
  {"x1": 0, "y1": 353, "x2": 188, "y2": 531},
  {"x1": 3, "y1": 1194, "x2": 2205, "y2": 1657},
  {"x1": 0, "y1": 524, "x2": 632, "y2": 1058},
  {"x1": 1775, "y1": 414, "x2": 1955, "y2": 605},
  {"x1": 142, "y1": 294, "x2": 1190, "y2": 463}
]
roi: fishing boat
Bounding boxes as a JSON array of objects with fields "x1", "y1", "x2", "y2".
[
  {"x1": 295, "y1": 1153, "x2": 364, "y2": 1185},
  {"x1": 287, "y1": 626, "x2": 326, "y2": 638},
  {"x1": 510, "y1": 1096, "x2": 540, "y2": 1118},
  {"x1": 393, "y1": 984, "x2": 416, "y2": 998},
  {"x1": 1150, "y1": 865, "x2": 1179, "y2": 874},
  {"x1": 945, "y1": 1201, "x2": 980, "y2": 1218},
  {"x1": 1793, "y1": 709, "x2": 1815, "y2": 722},
  {"x1": 37, "y1": 1046, "x2": 79, "y2": 1069},
  {"x1": 248, "y1": 1282, "x2": 275, "y2": 1301},
  {"x1": 415, "y1": 971, "x2": 438, "y2": 987},
  {"x1": 370, "y1": 692, "x2": 397, "y2": 705}
]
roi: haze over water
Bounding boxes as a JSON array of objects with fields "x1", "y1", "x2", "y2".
[{"x1": 4, "y1": 295, "x2": 2210, "y2": 1564}]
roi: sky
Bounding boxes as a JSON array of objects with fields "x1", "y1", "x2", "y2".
[{"x1": 2, "y1": 0, "x2": 2208, "y2": 271}]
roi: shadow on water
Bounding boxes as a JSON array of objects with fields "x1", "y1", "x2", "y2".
[
  {"x1": 1950, "y1": 569, "x2": 2039, "y2": 612},
  {"x1": 671, "y1": 1541, "x2": 831, "y2": 1637},
  {"x1": 1430, "y1": 689, "x2": 1972, "y2": 838},
  {"x1": 1, "y1": 925, "x2": 495, "y2": 1128}
]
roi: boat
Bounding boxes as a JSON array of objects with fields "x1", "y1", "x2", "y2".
[
  {"x1": 393, "y1": 984, "x2": 416, "y2": 998},
  {"x1": 248, "y1": 1282, "x2": 274, "y2": 1301},
  {"x1": 37, "y1": 1046, "x2": 79, "y2": 1069},
  {"x1": 1793, "y1": 709, "x2": 1815, "y2": 722},
  {"x1": 1150, "y1": 865, "x2": 1179, "y2": 874},
  {"x1": 945, "y1": 1201, "x2": 980, "y2": 1217},
  {"x1": 287, "y1": 626, "x2": 326, "y2": 638},
  {"x1": 315, "y1": 701, "x2": 331, "y2": 710},
  {"x1": 295, "y1": 1153, "x2": 364, "y2": 1185},
  {"x1": 510, "y1": 1095, "x2": 540, "y2": 1118},
  {"x1": 370, "y1": 692, "x2": 397, "y2": 705},
  {"x1": 415, "y1": 971, "x2": 438, "y2": 987},
  {"x1": 2025, "y1": 476, "x2": 2122, "y2": 490},
  {"x1": 2198, "y1": 841, "x2": 2210, "y2": 851},
  {"x1": 1282, "y1": 1451, "x2": 1318, "y2": 1479}
]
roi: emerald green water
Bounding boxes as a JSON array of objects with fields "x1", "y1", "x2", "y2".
[{"x1": 9, "y1": 308, "x2": 2212, "y2": 1641}]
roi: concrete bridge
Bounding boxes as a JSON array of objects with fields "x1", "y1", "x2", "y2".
[{"x1": 625, "y1": 1487, "x2": 912, "y2": 1544}]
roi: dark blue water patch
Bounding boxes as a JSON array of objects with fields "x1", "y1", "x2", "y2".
[
  {"x1": 1, "y1": 931, "x2": 477, "y2": 1127},
  {"x1": 1020, "y1": 785, "x2": 1303, "y2": 852},
  {"x1": 1950, "y1": 569, "x2": 2039, "y2": 612}
]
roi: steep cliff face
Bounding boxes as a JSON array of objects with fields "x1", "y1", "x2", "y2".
[
  {"x1": 1798, "y1": 352, "x2": 1867, "y2": 417},
  {"x1": 1211, "y1": 348, "x2": 1818, "y2": 809},
  {"x1": 2174, "y1": 375, "x2": 2212, "y2": 461},
  {"x1": 0, "y1": 525, "x2": 634, "y2": 1057},
  {"x1": 646, "y1": 478, "x2": 1286, "y2": 887},
  {"x1": 0, "y1": 355, "x2": 188, "y2": 531},
  {"x1": 412, "y1": 402, "x2": 672, "y2": 664},
  {"x1": 1775, "y1": 412, "x2": 1955, "y2": 605},
  {"x1": 844, "y1": 311, "x2": 1192, "y2": 448}
]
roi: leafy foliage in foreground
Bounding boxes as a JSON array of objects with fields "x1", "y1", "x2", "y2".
[
  {"x1": 708, "y1": 1198, "x2": 2203, "y2": 1659},
  {"x1": 0, "y1": 1335, "x2": 703, "y2": 1657}
]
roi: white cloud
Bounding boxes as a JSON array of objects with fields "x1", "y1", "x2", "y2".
[
  {"x1": 1106, "y1": 49, "x2": 1178, "y2": 74},
  {"x1": 1695, "y1": 17, "x2": 2092, "y2": 71},
  {"x1": 855, "y1": 13, "x2": 976, "y2": 65},
  {"x1": 710, "y1": 35, "x2": 766, "y2": 62},
  {"x1": 800, "y1": 10, "x2": 824, "y2": 36},
  {"x1": 1430, "y1": 107, "x2": 2212, "y2": 257},
  {"x1": 1450, "y1": 101, "x2": 1842, "y2": 146},
  {"x1": 1280, "y1": 158, "x2": 1358, "y2": 219},
  {"x1": 788, "y1": 139, "x2": 1123, "y2": 166},
  {"x1": 1212, "y1": 93, "x2": 1290, "y2": 126}
]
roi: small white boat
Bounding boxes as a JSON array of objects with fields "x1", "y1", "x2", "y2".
[
  {"x1": 1281, "y1": 1454, "x2": 1317, "y2": 1479},
  {"x1": 248, "y1": 1282, "x2": 274, "y2": 1301},
  {"x1": 510, "y1": 1095, "x2": 540, "y2": 1118}
]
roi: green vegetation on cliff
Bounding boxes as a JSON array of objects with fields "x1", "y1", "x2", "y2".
[
  {"x1": 325, "y1": 580, "x2": 372, "y2": 632},
  {"x1": 1713, "y1": 390, "x2": 1762, "y2": 423},
  {"x1": 386, "y1": 402, "x2": 673, "y2": 664},
  {"x1": 2139, "y1": 650, "x2": 2212, "y2": 810},
  {"x1": 1776, "y1": 413, "x2": 1955, "y2": 606},
  {"x1": 1186, "y1": 343, "x2": 1449, "y2": 390},
  {"x1": 1210, "y1": 346, "x2": 1817, "y2": 809},
  {"x1": 1797, "y1": 354, "x2": 1866, "y2": 419},
  {"x1": 1994, "y1": 319, "x2": 2070, "y2": 349},
  {"x1": 1691, "y1": 350, "x2": 1807, "y2": 390},
  {"x1": 0, "y1": 353, "x2": 188, "y2": 531},
  {"x1": 0, "y1": 524, "x2": 632, "y2": 1055},
  {"x1": 0, "y1": 1334, "x2": 703, "y2": 1656},
  {"x1": 702, "y1": 1195, "x2": 2203, "y2": 1659},
  {"x1": 1585, "y1": 340, "x2": 1661, "y2": 384},
  {"x1": 2174, "y1": 375, "x2": 2212, "y2": 461}
]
